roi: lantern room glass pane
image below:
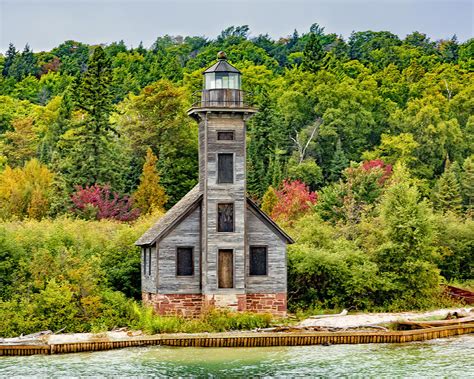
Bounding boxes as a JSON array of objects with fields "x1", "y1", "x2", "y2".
[{"x1": 204, "y1": 72, "x2": 241, "y2": 89}]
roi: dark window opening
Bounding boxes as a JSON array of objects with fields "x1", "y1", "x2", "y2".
[
  {"x1": 249, "y1": 246, "x2": 267, "y2": 276},
  {"x1": 177, "y1": 247, "x2": 194, "y2": 276},
  {"x1": 217, "y1": 153, "x2": 233, "y2": 183},
  {"x1": 218, "y1": 131, "x2": 234, "y2": 141},
  {"x1": 218, "y1": 203, "x2": 234, "y2": 232},
  {"x1": 143, "y1": 248, "x2": 147, "y2": 275}
]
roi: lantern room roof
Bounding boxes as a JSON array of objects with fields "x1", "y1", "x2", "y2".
[{"x1": 203, "y1": 52, "x2": 241, "y2": 74}]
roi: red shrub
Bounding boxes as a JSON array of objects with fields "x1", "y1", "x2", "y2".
[
  {"x1": 271, "y1": 180, "x2": 317, "y2": 224},
  {"x1": 71, "y1": 184, "x2": 140, "y2": 221}
]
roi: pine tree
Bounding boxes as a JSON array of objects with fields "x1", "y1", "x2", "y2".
[
  {"x1": 302, "y1": 33, "x2": 325, "y2": 72},
  {"x1": 132, "y1": 148, "x2": 167, "y2": 214},
  {"x1": 329, "y1": 138, "x2": 348, "y2": 181},
  {"x1": 433, "y1": 157, "x2": 462, "y2": 214},
  {"x1": 461, "y1": 155, "x2": 474, "y2": 215},
  {"x1": 2, "y1": 43, "x2": 18, "y2": 76},
  {"x1": 57, "y1": 47, "x2": 125, "y2": 190}
]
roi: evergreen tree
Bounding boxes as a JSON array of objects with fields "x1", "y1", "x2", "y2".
[
  {"x1": 8, "y1": 44, "x2": 38, "y2": 81},
  {"x1": 433, "y1": 157, "x2": 462, "y2": 214},
  {"x1": 247, "y1": 92, "x2": 275, "y2": 197},
  {"x1": 461, "y1": 155, "x2": 474, "y2": 214},
  {"x1": 329, "y1": 138, "x2": 349, "y2": 181},
  {"x1": 132, "y1": 148, "x2": 167, "y2": 214},
  {"x1": 2, "y1": 43, "x2": 18, "y2": 76},
  {"x1": 302, "y1": 33, "x2": 325, "y2": 72},
  {"x1": 57, "y1": 47, "x2": 124, "y2": 190}
]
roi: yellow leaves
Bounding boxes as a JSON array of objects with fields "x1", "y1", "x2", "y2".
[
  {"x1": 0, "y1": 159, "x2": 54, "y2": 220},
  {"x1": 132, "y1": 148, "x2": 167, "y2": 214}
]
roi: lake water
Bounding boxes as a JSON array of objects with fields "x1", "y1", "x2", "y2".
[{"x1": 1, "y1": 335, "x2": 473, "y2": 377}]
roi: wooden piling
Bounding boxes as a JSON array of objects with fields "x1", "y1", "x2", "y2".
[{"x1": 1, "y1": 324, "x2": 472, "y2": 356}]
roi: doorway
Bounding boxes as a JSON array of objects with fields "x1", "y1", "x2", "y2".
[{"x1": 218, "y1": 249, "x2": 233, "y2": 288}]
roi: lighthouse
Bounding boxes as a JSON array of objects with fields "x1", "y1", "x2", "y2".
[{"x1": 136, "y1": 52, "x2": 293, "y2": 317}]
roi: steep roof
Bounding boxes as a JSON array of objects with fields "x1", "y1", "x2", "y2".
[
  {"x1": 203, "y1": 59, "x2": 241, "y2": 74},
  {"x1": 135, "y1": 184, "x2": 202, "y2": 246},
  {"x1": 135, "y1": 186, "x2": 294, "y2": 246}
]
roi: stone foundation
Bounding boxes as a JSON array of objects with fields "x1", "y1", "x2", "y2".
[
  {"x1": 142, "y1": 292, "x2": 287, "y2": 317},
  {"x1": 246, "y1": 293, "x2": 287, "y2": 317},
  {"x1": 142, "y1": 293, "x2": 203, "y2": 318}
]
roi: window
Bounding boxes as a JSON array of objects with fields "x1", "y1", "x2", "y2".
[
  {"x1": 217, "y1": 203, "x2": 234, "y2": 232},
  {"x1": 176, "y1": 247, "x2": 194, "y2": 276},
  {"x1": 217, "y1": 131, "x2": 234, "y2": 141},
  {"x1": 217, "y1": 153, "x2": 233, "y2": 183},
  {"x1": 249, "y1": 246, "x2": 267, "y2": 276},
  {"x1": 143, "y1": 247, "x2": 152, "y2": 276}
]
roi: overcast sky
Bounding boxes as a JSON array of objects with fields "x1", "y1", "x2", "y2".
[{"x1": 0, "y1": 0, "x2": 472, "y2": 52}]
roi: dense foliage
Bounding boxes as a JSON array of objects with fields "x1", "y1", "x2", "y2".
[{"x1": 0, "y1": 25, "x2": 472, "y2": 334}]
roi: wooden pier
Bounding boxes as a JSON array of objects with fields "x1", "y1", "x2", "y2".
[{"x1": 1, "y1": 324, "x2": 473, "y2": 356}]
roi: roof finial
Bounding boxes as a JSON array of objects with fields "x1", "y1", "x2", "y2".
[{"x1": 217, "y1": 51, "x2": 227, "y2": 60}]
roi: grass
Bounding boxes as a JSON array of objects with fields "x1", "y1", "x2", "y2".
[{"x1": 128, "y1": 303, "x2": 276, "y2": 335}]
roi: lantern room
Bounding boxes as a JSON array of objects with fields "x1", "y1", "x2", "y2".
[{"x1": 203, "y1": 51, "x2": 241, "y2": 90}]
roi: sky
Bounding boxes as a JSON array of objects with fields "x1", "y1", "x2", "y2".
[{"x1": 0, "y1": 0, "x2": 472, "y2": 52}]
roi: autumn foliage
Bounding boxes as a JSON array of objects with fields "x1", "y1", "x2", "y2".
[
  {"x1": 0, "y1": 159, "x2": 54, "y2": 220},
  {"x1": 71, "y1": 184, "x2": 140, "y2": 221},
  {"x1": 271, "y1": 180, "x2": 317, "y2": 224},
  {"x1": 132, "y1": 148, "x2": 168, "y2": 214}
]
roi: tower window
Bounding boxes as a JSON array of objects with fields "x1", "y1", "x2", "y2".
[
  {"x1": 217, "y1": 131, "x2": 234, "y2": 141},
  {"x1": 176, "y1": 247, "x2": 194, "y2": 276},
  {"x1": 217, "y1": 203, "x2": 234, "y2": 232},
  {"x1": 217, "y1": 153, "x2": 234, "y2": 183},
  {"x1": 249, "y1": 246, "x2": 267, "y2": 276}
]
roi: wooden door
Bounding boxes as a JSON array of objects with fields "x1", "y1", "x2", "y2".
[{"x1": 218, "y1": 249, "x2": 233, "y2": 288}]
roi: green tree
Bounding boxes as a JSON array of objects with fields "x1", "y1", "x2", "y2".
[
  {"x1": 461, "y1": 155, "x2": 474, "y2": 214},
  {"x1": 302, "y1": 33, "x2": 325, "y2": 72},
  {"x1": 57, "y1": 47, "x2": 125, "y2": 190},
  {"x1": 117, "y1": 80, "x2": 198, "y2": 205},
  {"x1": 2, "y1": 43, "x2": 18, "y2": 76},
  {"x1": 376, "y1": 164, "x2": 440, "y2": 309},
  {"x1": 433, "y1": 157, "x2": 462, "y2": 214},
  {"x1": 328, "y1": 138, "x2": 348, "y2": 181}
]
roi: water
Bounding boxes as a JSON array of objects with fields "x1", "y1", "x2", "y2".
[{"x1": 1, "y1": 335, "x2": 473, "y2": 377}]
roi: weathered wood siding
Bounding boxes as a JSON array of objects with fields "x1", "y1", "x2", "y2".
[
  {"x1": 202, "y1": 113, "x2": 247, "y2": 295},
  {"x1": 157, "y1": 206, "x2": 201, "y2": 294},
  {"x1": 246, "y1": 207, "x2": 287, "y2": 293}
]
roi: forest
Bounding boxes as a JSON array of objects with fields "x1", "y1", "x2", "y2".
[{"x1": 0, "y1": 24, "x2": 473, "y2": 336}]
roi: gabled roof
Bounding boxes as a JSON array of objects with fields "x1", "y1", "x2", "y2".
[
  {"x1": 246, "y1": 198, "x2": 294, "y2": 244},
  {"x1": 203, "y1": 59, "x2": 241, "y2": 74},
  {"x1": 135, "y1": 186, "x2": 294, "y2": 246},
  {"x1": 135, "y1": 184, "x2": 202, "y2": 246}
]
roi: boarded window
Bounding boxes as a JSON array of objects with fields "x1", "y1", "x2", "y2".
[
  {"x1": 217, "y1": 153, "x2": 233, "y2": 183},
  {"x1": 249, "y1": 246, "x2": 267, "y2": 276},
  {"x1": 218, "y1": 249, "x2": 233, "y2": 288},
  {"x1": 177, "y1": 247, "x2": 194, "y2": 276},
  {"x1": 218, "y1": 203, "x2": 234, "y2": 232},
  {"x1": 218, "y1": 131, "x2": 234, "y2": 140}
]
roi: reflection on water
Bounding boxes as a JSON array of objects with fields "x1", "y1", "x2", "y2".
[{"x1": 1, "y1": 335, "x2": 473, "y2": 377}]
